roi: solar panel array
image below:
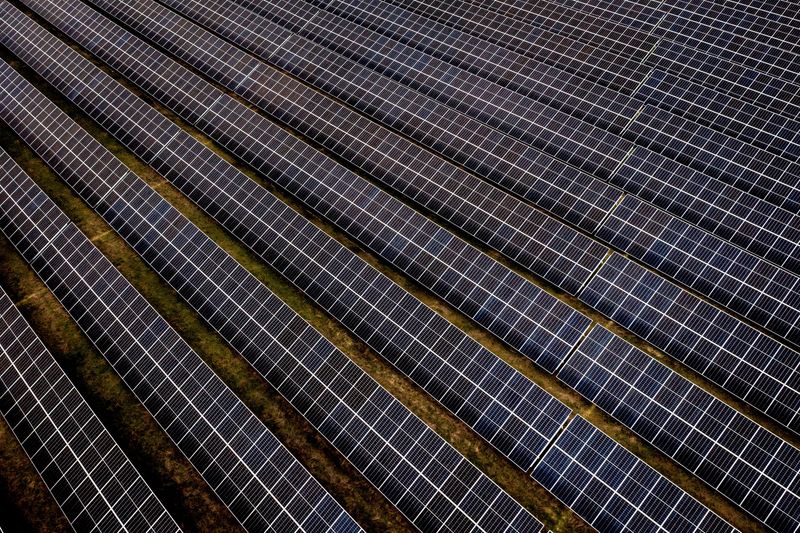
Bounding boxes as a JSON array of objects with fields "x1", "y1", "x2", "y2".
[
  {"x1": 2, "y1": 1, "x2": 581, "y2": 475},
  {"x1": 597, "y1": 196, "x2": 800, "y2": 346},
  {"x1": 532, "y1": 416, "x2": 737, "y2": 533},
  {"x1": 560, "y1": 326, "x2": 800, "y2": 533},
  {"x1": 0, "y1": 48, "x2": 545, "y2": 533},
  {"x1": 3, "y1": 0, "x2": 800, "y2": 530},
  {"x1": 160, "y1": 0, "x2": 625, "y2": 233},
  {"x1": 27, "y1": 0, "x2": 600, "y2": 364},
  {"x1": 581, "y1": 254, "x2": 800, "y2": 434},
  {"x1": 0, "y1": 118, "x2": 360, "y2": 533},
  {"x1": 0, "y1": 217, "x2": 179, "y2": 533}
]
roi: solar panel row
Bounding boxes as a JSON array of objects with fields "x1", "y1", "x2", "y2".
[
  {"x1": 646, "y1": 40, "x2": 800, "y2": 121},
  {"x1": 371, "y1": 0, "x2": 652, "y2": 92},
  {"x1": 634, "y1": 70, "x2": 800, "y2": 163},
  {"x1": 532, "y1": 416, "x2": 737, "y2": 533},
  {"x1": 308, "y1": 0, "x2": 640, "y2": 133},
  {"x1": 624, "y1": 105, "x2": 800, "y2": 216},
  {"x1": 213, "y1": 0, "x2": 800, "y2": 276},
  {"x1": 609, "y1": 147, "x2": 800, "y2": 274},
  {"x1": 468, "y1": 0, "x2": 666, "y2": 30},
  {"x1": 0, "y1": 52, "x2": 545, "y2": 533},
  {"x1": 658, "y1": 8, "x2": 800, "y2": 84},
  {"x1": 0, "y1": 251, "x2": 179, "y2": 532},
  {"x1": 0, "y1": 137, "x2": 360, "y2": 533},
  {"x1": 1, "y1": 1, "x2": 577, "y2": 470},
  {"x1": 560, "y1": 326, "x2": 800, "y2": 532},
  {"x1": 581, "y1": 254, "x2": 800, "y2": 434},
  {"x1": 597, "y1": 196, "x2": 800, "y2": 346},
  {"x1": 407, "y1": 0, "x2": 658, "y2": 60},
  {"x1": 666, "y1": 0, "x2": 799, "y2": 43},
  {"x1": 161, "y1": 0, "x2": 624, "y2": 233},
  {"x1": 237, "y1": 0, "x2": 636, "y2": 179}
]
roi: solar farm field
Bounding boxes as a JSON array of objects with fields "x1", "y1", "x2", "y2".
[{"x1": 0, "y1": 0, "x2": 798, "y2": 532}]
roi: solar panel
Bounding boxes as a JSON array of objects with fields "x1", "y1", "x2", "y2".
[
  {"x1": 0, "y1": 54, "x2": 545, "y2": 533},
  {"x1": 560, "y1": 326, "x2": 800, "y2": 532},
  {"x1": 356, "y1": 0, "x2": 653, "y2": 92},
  {"x1": 598, "y1": 196, "x2": 800, "y2": 346},
  {"x1": 2, "y1": 2, "x2": 578, "y2": 469},
  {"x1": 668, "y1": 0, "x2": 799, "y2": 43},
  {"x1": 159, "y1": 0, "x2": 624, "y2": 234},
  {"x1": 532, "y1": 416, "x2": 737, "y2": 533},
  {"x1": 0, "y1": 253, "x2": 179, "y2": 532},
  {"x1": 647, "y1": 40, "x2": 800, "y2": 120},
  {"x1": 609, "y1": 146, "x2": 800, "y2": 274},
  {"x1": 635, "y1": 70, "x2": 800, "y2": 163},
  {"x1": 449, "y1": 0, "x2": 660, "y2": 57},
  {"x1": 308, "y1": 0, "x2": 640, "y2": 133},
  {"x1": 232, "y1": 0, "x2": 636, "y2": 179},
  {"x1": 580, "y1": 254, "x2": 800, "y2": 434},
  {"x1": 624, "y1": 105, "x2": 800, "y2": 215},
  {"x1": 461, "y1": 0, "x2": 665, "y2": 30},
  {"x1": 658, "y1": 6, "x2": 800, "y2": 84},
  {"x1": 0, "y1": 146, "x2": 361, "y2": 533},
  {"x1": 81, "y1": 0, "x2": 611, "y2": 287}
]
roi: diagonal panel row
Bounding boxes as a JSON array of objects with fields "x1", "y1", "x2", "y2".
[
  {"x1": 157, "y1": 0, "x2": 623, "y2": 234},
  {"x1": 532, "y1": 416, "x2": 737, "y2": 533},
  {"x1": 0, "y1": 53, "x2": 546, "y2": 533},
  {"x1": 0, "y1": 245, "x2": 179, "y2": 533},
  {"x1": 646, "y1": 40, "x2": 800, "y2": 121},
  {"x1": 561, "y1": 326, "x2": 800, "y2": 532},
  {"x1": 597, "y1": 195, "x2": 800, "y2": 346},
  {"x1": 634, "y1": 70, "x2": 800, "y2": 164},
  {"x1": 624, "y1": 105, "x2": 800, "y2": 216},
  {"x1": 581, "y1": 254, "x2": 800, "y2": 434},
  {"x1": 1, "y1": 0, "x2": 576, "y2": 469},
  {"x1": 372, "y1": 0, "x2": 652, "y2": 92},
  {"x1": 0, "y1": 144, "x2": 360, "y2": 532},
  {"x1": 306, "y1": 0, "x2": 640, "y2": 133},
  {"x1": 235, "y1": 0, "x2": 635, "y2": 179},
  {"x1": 609, "y1": 146, "x2": 800, "y2": 274}
]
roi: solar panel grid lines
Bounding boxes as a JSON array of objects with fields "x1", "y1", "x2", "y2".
[
  {"x1": 457, "y1": 0, "x2": 666, "y2": 31},
  {"x1": 16, "y1": 0, "x2": 599, "y2": 384},
  {"x1": 634, "y1": 70, "x2": 800, "y2": 163},
  {"x1": 669, "y1": 0, "x2": 800, "y2": 34},
  {"x1": 623, "y1": 104, "x2": 800, "y2": 216},
  {"x1": 659, "y1": 3, "x2": 800, "y2": 56},
  {"x1": 658, "y1": 6, "x2": 800, "y2": 83},
  {"x1": 374, "y1": 0, "x2": 654, "y2": 93},
  {"x1": 560, "y1": 326, "x2": 800, "y2": 532},
  {"x1": 608, "y1": 146, "x2": 800, "y2": 274},
  {"x1": 263, "y1": 3, "x2": 639, "y2": 175},
  {"x1": 0, "y1": 259, "x2": 180, "y2": 531},
  {"x1": 647, "y1": 40, "x2": 800, "y2": 121},
  {"x1": 532, "y1": 416, "x2": 739, "y2": 533},
  {"x1": 177, "y1": 0, "x2": 634, "y2": 185},
  {"x1": 580, "y1": 253, "x2": 800, "y2": 435},
  {"x1": 416, "y1": 0, "x2": 660, "y2": 60},
  {"x1": 6, "y1": 0, "x2": 579, "y2": 464},
  {"x1": 454, "y1": 0, "x2": 662, "y2": 43},
  {"x1": 597, "y1": 195, "x2": 800, "y2": 347},
  {"x1": 89, "y1": 0, "x2": 618, "y2": 271},
  {"x1": 305, "y1": 0, "x2": 641, "y2": 134},
  {"x1": 0, "y1": 142, "x2": 362, "y2": 533},
  {"x1": 0, "y1": 45, "x2": 548, "y2": 533}
]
